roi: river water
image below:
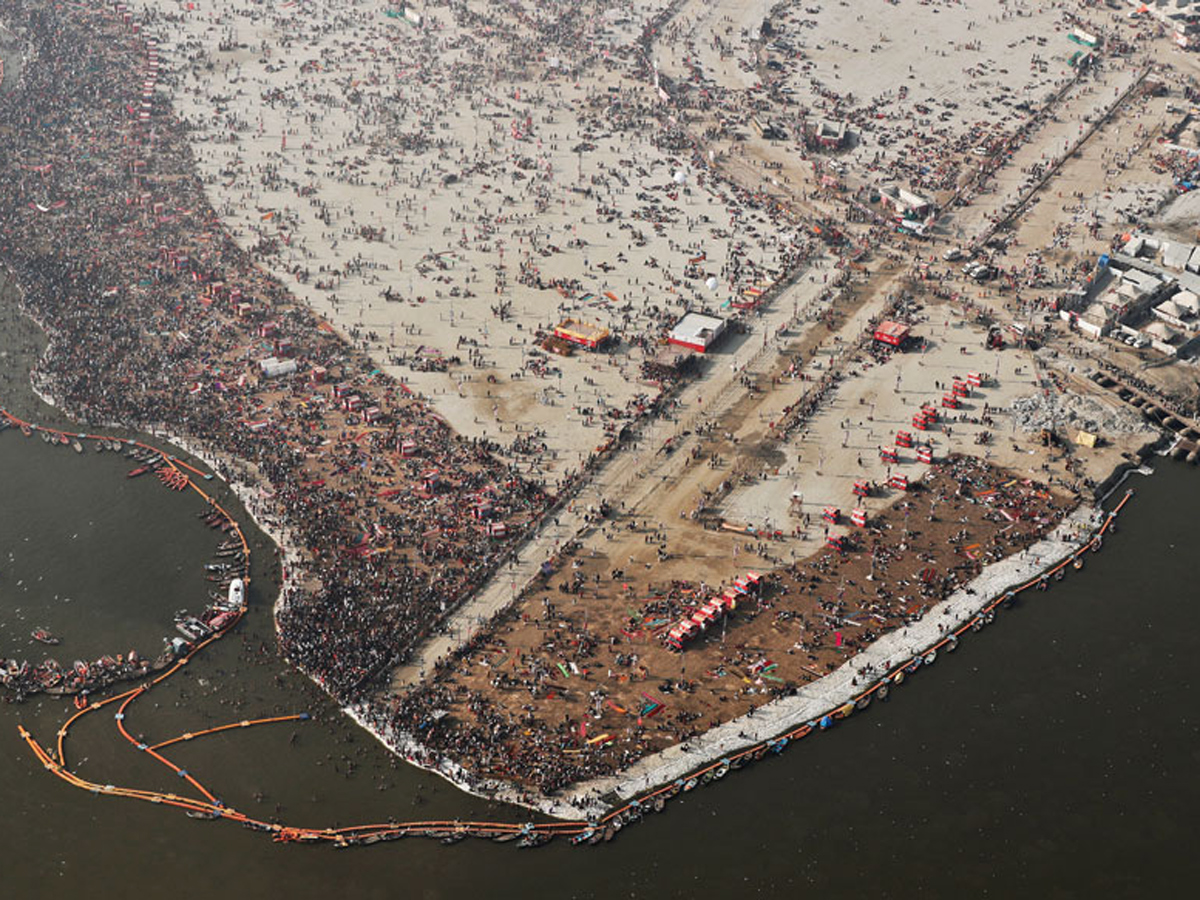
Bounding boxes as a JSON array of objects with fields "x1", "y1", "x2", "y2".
[{"x1": 1, "y1": 308, "x2": 1197, "y2": 895}]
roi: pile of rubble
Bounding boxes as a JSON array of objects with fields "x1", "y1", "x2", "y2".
[{"x1": 1009, "y1": 389, "x2": 1155, "y2": 437}]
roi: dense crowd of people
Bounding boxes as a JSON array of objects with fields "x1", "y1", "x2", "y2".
[{"x1": 0, "y1": 1, "x2": 554, "y2": 711}]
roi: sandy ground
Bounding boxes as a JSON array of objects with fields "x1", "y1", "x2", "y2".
[
  {"x1": 414, "y1": 456, "x2": 1079, "y2": 792},
  {"x1": 648, "y1": 0, "x2": 770, "y2": 90},
  {"x1": 135, "y1": 0, "x2": 827, "y2": 481},
  {"x1": 131, "y1": 0, "x2": 1133, "y2": 484},
  {"x1": 750, "y1": 0, "x2": 1090, "y2": 190},
  {"x1": 561, "y1": 499, "x2": 1106, "y2": 815}
]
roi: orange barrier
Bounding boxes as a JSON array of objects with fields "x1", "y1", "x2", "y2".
[{"x1": 148, "y1": 714, "x2": 308, "y2": 751}]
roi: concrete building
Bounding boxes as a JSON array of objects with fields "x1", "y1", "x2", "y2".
[
  {"x1": 806, "y1": 118, "x2": 848, "y2": 150},
  {"x1": 878, "y1": 185, "x2": 932, "y2": 218}
]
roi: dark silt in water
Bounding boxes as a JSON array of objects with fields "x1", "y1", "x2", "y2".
[{"x1": 1, "y1": 299, "x2": 1198, "y2": 898}]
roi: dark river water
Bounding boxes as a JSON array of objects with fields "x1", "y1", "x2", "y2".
[{"x1": 1, "y1": 303, "x2": 1197, "y2": 896}]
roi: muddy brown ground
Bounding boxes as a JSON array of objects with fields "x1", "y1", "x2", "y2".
[{"x1": 406, "y1": 455, "x2": 1073, "y2": 792}]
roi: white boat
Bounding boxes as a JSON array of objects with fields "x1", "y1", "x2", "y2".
[{"x1": 226, "y1": 577, "x2": 245, "y2": 609}]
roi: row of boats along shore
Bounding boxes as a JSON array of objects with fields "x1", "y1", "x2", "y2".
[{"x1": 0, "y1": 415, "x2": 249, "y2": 701}]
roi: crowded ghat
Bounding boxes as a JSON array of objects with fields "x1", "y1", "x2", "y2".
[{"x1": 0, "y1": 0, "x2": 1179, "y2": 822}]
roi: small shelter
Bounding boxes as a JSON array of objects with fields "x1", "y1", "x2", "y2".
[
  {"x1": 872, "y1": 320, "x2": 911, "y2": 348},
  {"x1": 553, "y1": 318, "x2": 610, "y2": 350},
  {"x1": 259, "y1": 356, "x2": 298, "y2": 379},
  {"x1": 667, "y1": 312, "x2": 727, "y2": 353}
]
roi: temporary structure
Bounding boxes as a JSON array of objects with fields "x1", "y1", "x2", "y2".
[
  {"x1": 872, "y1": 320, "x2": 911, "y2": 347},
  {"x1": 553, "y1": 318, "x2": 610, "y2": 349},
  {"x1": 667, "y1": 312, "x2": 727, "y2": 353}
]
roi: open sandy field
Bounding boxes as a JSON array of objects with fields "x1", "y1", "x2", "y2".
[
  {"x1": 136, "y1": 0, "x2": 838, "y2": 481},
  {"x1": 131, "y1": 0, "x2": 1137, "y2": 485}
]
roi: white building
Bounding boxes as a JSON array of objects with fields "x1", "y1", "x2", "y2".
[
  {"x1": 259, "y1": 356, "x2": 298, "y2": 378},
  {"x1": 667, "y1": 312, "x2": 727, "y2": 353}
]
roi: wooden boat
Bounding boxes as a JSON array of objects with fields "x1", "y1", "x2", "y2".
[
  {"x1": 31, "y1": 627, "x2": 60, "y2": 646},
  {"x1": 37, "y1": 663, "x2": 63, "y2": 689}
]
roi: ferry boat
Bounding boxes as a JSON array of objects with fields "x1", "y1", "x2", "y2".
[
  {"x1": 38, "y1": 660, "x2": 63, "y2": 689},
  {"x1": 3, "y1": 659, "x2": 27, "y2": 680}
]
